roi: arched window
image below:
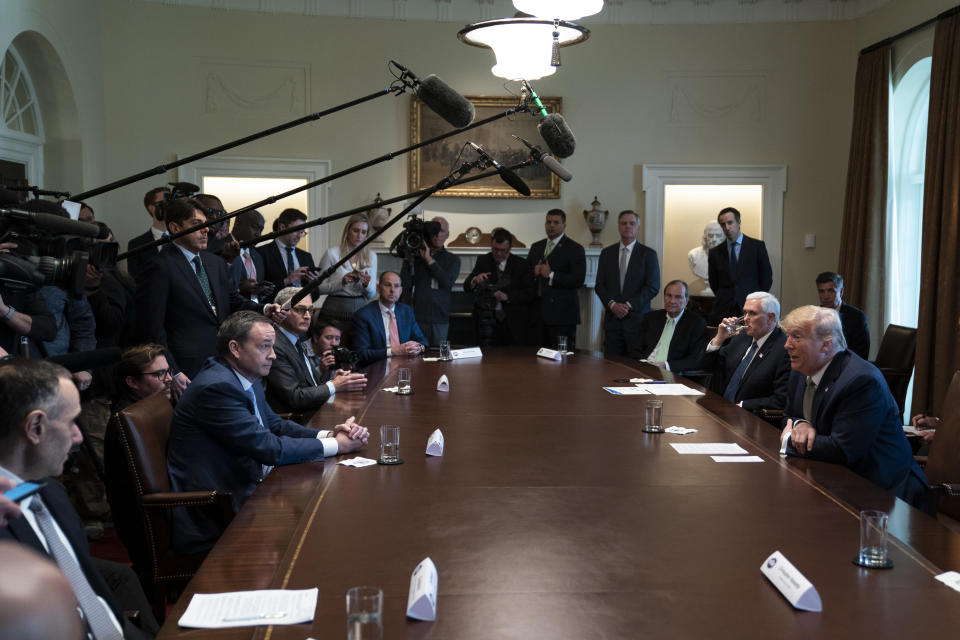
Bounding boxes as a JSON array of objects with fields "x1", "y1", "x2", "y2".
[{"x1": 0, "y1": 43, "x2": 45, "y2": 187}]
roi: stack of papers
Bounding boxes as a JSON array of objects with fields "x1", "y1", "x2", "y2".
[
  {"x1": 668, "y1": 442, "x2": 764, "y2": 463},
  {"x1": 338, "y1": 457, "x2": 378, "y2": 468},
  {"x1": 178, "y1": 588, "x2": 318, "y2": 628}
]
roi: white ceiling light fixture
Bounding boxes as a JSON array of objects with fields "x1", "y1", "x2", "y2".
[
  {"x1": 512, "y1": 0, "x2": 604, "y2": 21},
  {"x1": 458, "y1": 17, "x2": 590, "y2": 80}
]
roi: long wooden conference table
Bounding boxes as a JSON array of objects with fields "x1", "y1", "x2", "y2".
[{"x1": 158, "y1": 349, "x2": 960, "y2": 638}]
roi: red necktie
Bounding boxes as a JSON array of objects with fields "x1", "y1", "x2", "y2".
[
  {"x1": 388, "y1": 310, "x2": 400, "y2": 349},
  {"x1": 242, "y1": 250, "x2": 257, "y2": 280}
]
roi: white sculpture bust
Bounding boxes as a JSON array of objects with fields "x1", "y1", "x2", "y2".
[{"x1": 688, "y1": 222, "x2": 724, "y2": 296}]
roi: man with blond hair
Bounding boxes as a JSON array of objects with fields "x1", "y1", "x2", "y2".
[{"x1": 780, "y1": 305, "x2": 927, "y2": 508}]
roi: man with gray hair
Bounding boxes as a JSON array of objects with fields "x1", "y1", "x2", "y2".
[
  {"x1": 635, "y1": 280, "x2": 707, "y2": 371},
  {"x1": 699, "y1": 291, "x2": 790, "y2": 413},
  {"x1": 167, "y1": 310, "x2": 369, "y2": 553},
  {"x1": 780, "y1": 305, "x2": 927, "y2": 507}
]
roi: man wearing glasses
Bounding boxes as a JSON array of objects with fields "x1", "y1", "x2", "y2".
[
  {"x1": 112, "y1": 343, "x2": 173, "y2": 412},
  {"x1": 265, "y1": 288, "x2": 366, "y2": 414}
]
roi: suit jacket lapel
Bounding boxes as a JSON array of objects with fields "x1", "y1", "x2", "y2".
[
  {"x1": 812, "y1": 351, "x2": 847, "y2": 422},
  {"x1": 278, "y1": 332, "x2": 311, "y2": 381},
  {"x1": 170, "y1": 248, "x2": 217, "y2": 320},
  {"x1": 741, "y1": 327, "x2": 776, "y2": 383},
  {"x1": 7, "y1": 509, "x2": 44, "y2": 553}
]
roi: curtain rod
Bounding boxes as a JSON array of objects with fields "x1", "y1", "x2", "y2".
[{"x1": 861, "y1": 4, "x2": 960, "y2": 55}]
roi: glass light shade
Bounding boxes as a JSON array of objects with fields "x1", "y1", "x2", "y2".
[
  {"x1": 458, "y1": 18, "x2": 590, "y2": 80},
  {"x1": 513, "y1": 0, "x2": 603, "y2": 20}
]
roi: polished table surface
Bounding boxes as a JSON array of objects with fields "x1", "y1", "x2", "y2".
[{"x1": 158, "y1": 349, "x2": 960, "y2": 639}]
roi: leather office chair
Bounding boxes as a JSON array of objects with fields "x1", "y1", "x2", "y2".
[
  {"x1": 919, "y1": 371, "x2": 960, "y2": 521},
  {"x1": 870, "y1": 324, "x2": 917, "y2": 422},
  {"x1": 109, "y1": 393, "x2": 234, "y2": 621}
]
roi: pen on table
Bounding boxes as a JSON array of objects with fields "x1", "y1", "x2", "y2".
[{"x1": 222, "y1": 612, "x2": 288, "y2": 622}]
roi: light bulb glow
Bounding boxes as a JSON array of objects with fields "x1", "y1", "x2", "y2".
[{"x1": 513, "y1": 0, "x2": 603, "y2": 20}]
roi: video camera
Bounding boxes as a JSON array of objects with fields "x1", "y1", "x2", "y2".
[
  {"x1": 0, "y1": 204, "x2": 117, "y2": 299},
  {"x1": 153, "y1": 181, "x2": 200, "y2": 222},
  {"x1": 389, "y1": 215, "x2": 441, "y2": 259},
  {"x1": 331, "y1": 346, "x2": 360, "y2": 371}
]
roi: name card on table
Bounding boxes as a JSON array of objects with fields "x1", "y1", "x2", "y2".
[
  {"x1": 406, "y1": 557, "x2": 438, "y2": 621},
  {"x1": 436, "y1": 374, "x2": 450, "y2": 392},
  {"x1": 761, "y1": 550, "x2": 822, "y2": 612},
  {"x1": 426, "y1": 429, "x2": 444, "y2": 456},
  {"x1": 450, "y1": 347, "x2": 482, "y2": 360},
  {"x1": 536, "y1": 347, "x2": 562, "y2": 360},
  {"x1": 935, "y1": 571, "x2": 960, "y2": 593}
]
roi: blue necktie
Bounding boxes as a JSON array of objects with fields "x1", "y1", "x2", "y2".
[
  {"x1": 245, "y1": 386, "x2": 272, "y2": 479},
  {"x1": 723, "y1": 340, "x2": 758, "y2": 402},
  {"x1": 729, "y1": 241, "x2": 739, "y2": 277}
]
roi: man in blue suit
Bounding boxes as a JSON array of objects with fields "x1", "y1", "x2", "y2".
[
  {"x1": 352, "y1": 271, "x2": 427, "y2": 366},
  {"x1": 167, "y1": 311, "x2": 369, "y2": 554},
  {"x1": 594, "y1": 210, "x2": 660, "y2": 358},
  {"x1": 780, "y1": 305, "x2": 927, "y2": 508},
  {"x1": 708, "y1": 207, "x2": 773, "y2": 324},
  {"x1": 228, "y1": 210, "x2": 268, "y2": 301}
]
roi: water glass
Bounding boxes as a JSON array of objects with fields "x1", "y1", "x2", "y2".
[
  {"x1": 856, "y1": 510, "x2": 891, "y2": 568},
  {"x1": 439, "y1": 340, "x2": 452, "y2": 361},
  {"x1": 380, "y1": 425, "x2": 401, "y2": 464},
  {"x1": 557, "y1": 335, "x2": 568, "y2": 354},
  {"x1": 642, "y1": 398, "x2": 664, "y2": 433},
  {"x1": 346, "y1": 586, "x2": 382, "y2": 640},
  {"x1": 397, "y1": 368, "x2": 412, "y2": 395}
]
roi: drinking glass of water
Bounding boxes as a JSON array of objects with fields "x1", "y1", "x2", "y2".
[{"x1": 346, "y1": 586, "x2": 382, "y2": 640}]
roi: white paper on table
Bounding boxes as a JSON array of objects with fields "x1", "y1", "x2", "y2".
[
  {"x1": 406, "y1": 557, "x2": 438, "y2": 621},
  {"x1": 669, "y1": 443, "x2": 749, "y2": 455},
  {"x1": 602, "y1": 386, "x2": 652, "y2": 395},
  {"x1": 935, "y1": 571, "x2": 960, "y2": 593},
  {"x1": 178, "y1": 588, "x2": 318, "y2": 628},
  {"x1": 337, "y1": 457, "x2": 378, "y2": 468},
  {"x1": 629, "y1": 378, "x2": 655, "y2": 383},
  {"x1": 780, "y1": 427, "x2": 791, "y2": 456},
  {"x1": 426, "y1": 428, "x2": 444, "y2": 456},
  {"x1": 436, "y1": 374, "x2": 449, "y2": 392},
  {"x1": 760, "y1": 551, "x2": 822, "y2": 612},
  {"x1": 635, "y1": 383, "x2": 704, "y2": 396},
  {"x1": 712, "y1": 455, "x2": 764, "y2": 463},
  {"x1": 664, "y1": 426, "x2": 698, "y2": 435},
  {"x1": 422, "y1": 357, "x2": 440, "y2": 362},
  {"x1": 536, "y1": 347, "x2": 561, "y2": 360},
  {"x1": 450, "y1": 347, "x2": 482, "y2": 360},
  {"x1": 382, "y1": 386, "x2": 399, "y2": 393}
]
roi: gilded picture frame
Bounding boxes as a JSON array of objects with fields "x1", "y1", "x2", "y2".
[{"x1": 408, "y1": 95, "x2": 563, "y2": 199}]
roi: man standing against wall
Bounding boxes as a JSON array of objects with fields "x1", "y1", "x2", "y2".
[
  {"x1": 528, "y1": 209, "x2": 586, "y2": 351},
  {"x1": 707, "y1": 207, "x2": 773, "y2": 323}
]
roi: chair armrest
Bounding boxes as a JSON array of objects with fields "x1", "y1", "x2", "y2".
[
  {"x1": 141, "y1": 491, "x2": 231, "y2": 508},
  {"x1": 914, "y1": 455, "x2": 928, "y2": 468},
  {"x1": 931, "y1": 483, "x2": 960, "y2": 497},
  {"x1": 874, "y1": 367, "x2": 911, "y2": 380}
]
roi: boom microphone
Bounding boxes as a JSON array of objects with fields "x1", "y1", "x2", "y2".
[
  {"x1": 511, "y1": 135, "x2": 572, "y2": 182},
  {"x1": 468, "y1": 142, "x2": 531, "y2": 197},
  {"x1": 538, "y1": 113, "x2": 576, "y2": 159},
  {"x1": 0, "y1": 208, "x2": 100, "y2": 238},
  {"x1": 47, "y1": 347, "x2": 122, "y2": 373},
  {"x1": 392, "y1": 61, "x2": 475, "y2": 128}
]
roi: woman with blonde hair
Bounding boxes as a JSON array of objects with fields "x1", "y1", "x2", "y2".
[{"x1": 315, "y1": 213, "x2": 376, "y2": 324}]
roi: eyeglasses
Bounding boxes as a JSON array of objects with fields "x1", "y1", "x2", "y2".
[
  {"x1": 141, "y1": 368, "x2": 173, "y2": 381},
  {"x1": 291, "y1": 306, "x2": 313, "y2": 316}
]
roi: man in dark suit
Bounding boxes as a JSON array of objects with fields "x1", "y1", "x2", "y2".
[
  {"x1": 167, "y1": 311, "x2": 369, "y2": 554},
  {"x1": 0, "y1": 359, "x2": 154, "y2": 639},
  {"x1": 700, "y1": 291, "x2": 791, "y2": 413},
  {"x1": 594, "y1": 210, "x2": 661, "y2": 358},
  {"x1": 125, "y1": 186, "x2": 169, "y2": 284},
  {"x1": 352, "y1": 271, "x2": 427, "y2": 365},
  {"x1": 816, "y1": 271, "x2": 870, "y2": 359},
  {"x1": 399, "y1": 216, "x2": 461, "y2": 345},
  {"x1": 635, "y1": 280, "x2": 708, "y2": 372},
  {"x1": 136, "y1": 198, "x2": 283, "y2": 388},
  {"x1": 780, "y1": 306, "x2": 927, "y2": 508},
  {"x1": 228, "y1": 210, "x2": 271, "y2": 302},
  {"x1": 464, "y1": 228, "x2": 536, "y2": 346},
  {"x1": 258, "y1": 208, "x2": 316, "y2": 292},
  {"x1": 707, "y1": 207, "x2": 773, "y2": 323},
  {"x1": 265, "y1": 288, "x2": 366, "y2": 414},
  {"x1": 528, "y1": 209, "x2": 586, "y2": 350}
]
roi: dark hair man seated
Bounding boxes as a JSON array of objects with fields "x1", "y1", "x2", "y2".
[
  {"x1": 265, "y1": 287, "x2": 366, "y2": 414},
  {"x1": 0, "y1": 359, "x2": 156, "y2": 639},
  {"x1": 634, "y1": 280, "x2": 707, "y2": 372},
  {"x1": 351, "y1": 271, "x2": 427, "y2": 366},
  {"x1": 166, "y1": 311, "x2": 369, "y2": 554},
  {"x1": 112, "y1": 343, "x2": 173, "y2": 412},
  {"x1": 780, "y1": 306, "x2": 928, "y2": 509},
  {"x1": 815, "y1": 271, "x2": 870, "y2": 359}
]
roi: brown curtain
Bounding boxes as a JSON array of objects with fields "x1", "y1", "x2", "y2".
[
  {"x1": 838, "y1": 46, "x2": 891, "y2": 348},
  {"x1": 914, "y1": 14, "x2": 960, "y2": 415}
]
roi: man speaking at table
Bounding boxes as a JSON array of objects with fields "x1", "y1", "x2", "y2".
[
  {"x1": 779, "y1": 305, "x2": 927, "y2": 508},
  {"x1": 167, "y1": 311, "x2": 369, "y2": 554}
]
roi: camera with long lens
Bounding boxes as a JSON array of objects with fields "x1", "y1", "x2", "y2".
[
  {"x1": 153, "y1": 181, "x2": 200, "y2": 222},
  {"x1": 331, "y1": 346, "x2": 360, "y2": 370},
  {"x1": 389, "y1": 215, "x2": 441, "y2": 259},
  {"x1": 0, "y1": 203, "x2": 116, "y2": 299},
  {"x1": 472, "y1": 272, "x2": 509, "y2": 347}
]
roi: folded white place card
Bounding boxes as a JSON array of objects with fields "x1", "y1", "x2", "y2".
[
  {"x1": 436, "y1": 374, "x2": 449, "y2": 392},
  {"x1": 450, "y1": 347, "x2": 482, "y2": 360},
  {"x1": 178, "y1": 588, "x2": 318, "y2": 628},
  {"x1": 426, "y1": 429, "x2": 444, "y2": 456},
  {"x1": 536, "y1": 347, "x2": 561, "y2": 360},
  {"x1": 338, "y1": 457, "x2": 378, "y2": 468},
  {"x1": 761, "y1": 551, "x2": 822, "y2": 612},
  {"x1": 664, "y1": 426, "x2": 698, "y2": 435},
  {"x1": 422, "y1": 357, "x2": 440, "y2": 362},
  {"x1": 935, "y1": 571, "x2": 960, "y2": 592},
  {"x1": 406, "y1": 557, "x2": 438, "y2": 621},
  {"x1": 669, "y1": 443, "x2": 749, "y2": 455}
]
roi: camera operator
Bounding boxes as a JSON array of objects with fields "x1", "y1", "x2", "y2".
[
  {"x1": 463, "y1": 228, "x2": 535, "y2": 346},
  {"x1": 399, "y1": 216, "x2": 460, "y2": 345},
  {"x1": 84, "y1": 222, "x2": 136, "y2": 351},
  {"x1": 126, "y1": 186, "x2": 170, "y2": 284}
]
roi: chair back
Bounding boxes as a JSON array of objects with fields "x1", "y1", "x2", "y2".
[
  {"x1": 871, "y1": 324, "x2": 917, "y2": 421},
  {"x1": 117, "y1": 392, "x2": 175, "y2": 496},
  {"x1": 924, "y1": 371, "x2": 960, "y2": 521}
]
